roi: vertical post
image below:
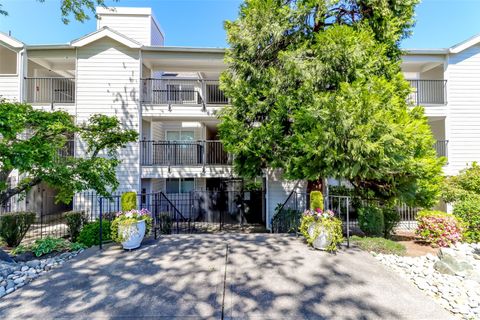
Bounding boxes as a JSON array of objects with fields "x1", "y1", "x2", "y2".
[
  {"x1": 50, "y1": 78, "x2": 54, "y2": 109},
  {"x1": 40, "y1": 191, "x2": 44, "y2": 239},
  {"x1": 346, "y1": 197, "x2": 350, "y2": 248},
  {"x1": 202, "y1": 140, "x2": 206, "y2": 172},
  {"x1": 154, "y1": 193, "x2": 158, "y2": 239},
  {"x1": 99, "y1": 197, "x2": 103, "y2": 250}
]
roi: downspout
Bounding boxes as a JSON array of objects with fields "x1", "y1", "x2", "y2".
[{"x1": 138, "y1": 48, "x2": 143, "y2": 194}]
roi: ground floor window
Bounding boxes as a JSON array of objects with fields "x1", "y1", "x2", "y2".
[{"x1": 166, "y1": 178, "x2": 195, "y2": 193}]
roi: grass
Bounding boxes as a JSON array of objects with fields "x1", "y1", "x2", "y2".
[{"x1": 351, "y1": 235, "x2": 407, "y2": 256}]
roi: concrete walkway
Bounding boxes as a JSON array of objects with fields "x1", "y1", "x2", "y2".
[{"x1": 0, "y1": 234, "x2": 451, "y2": 319}]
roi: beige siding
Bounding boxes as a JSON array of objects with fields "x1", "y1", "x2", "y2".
[
  {"x1": 150, "y1": 19, "x2": 164, "y2": 46},
  {"x1": 0, "y1": 75, "x2": 20, "y2": 101},
  {"x1": 446, "y1": 44, "x2": 480, "y2": 174},
  {"x1": 151, "y1": 121, "x2": 165, "y2": 140},
  {"x1": 98, "y1": 14, "x2": 150, "y2": 45},
  {"x1": 75, "y1": 38, "x2": 141, "y2": 193}
]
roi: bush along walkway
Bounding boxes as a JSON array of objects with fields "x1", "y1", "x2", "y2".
[
  {"x1": 374, "y1": 243, "x2": 480, "y2": 319},
  {"x1": 0, "y1": 249, "x2": 84, "y2": 298}
]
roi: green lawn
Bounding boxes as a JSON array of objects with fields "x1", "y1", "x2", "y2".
[{"x1": 351, "y1": 236, "x2": 406, "y2": 256}]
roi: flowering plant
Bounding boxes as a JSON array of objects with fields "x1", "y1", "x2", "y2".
[
  {"x1": 416, "y1": 210, "x2": 463, "y2": 247},
  {"x1": 299, "y1": 208, "x2": 343, "y2": 252},
  {"x1": 111, "y1": 209, "x2": 153, "y2": 243},
  {"x1": 302, "y1": 208, "x2": 336, "y2": 219}
]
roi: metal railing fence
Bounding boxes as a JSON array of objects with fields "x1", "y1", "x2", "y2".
[
  {"x1": 141, "y1": 78, "x2": 228, "y2": 105},
  {"x1": 140, "y1": 140, "x2": 231, "y2": 166},
  {"x1": 25, "y1": 77, "x2": 76, "y2": 103},
  {"x1": 407, "y1": 79, "x2": 447, "y2": 105}
]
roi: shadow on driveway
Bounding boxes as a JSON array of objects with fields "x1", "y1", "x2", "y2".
[{"x1": 0, "y1": 234, "x2": 451, "y2": 319}]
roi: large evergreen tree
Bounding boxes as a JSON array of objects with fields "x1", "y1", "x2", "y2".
[{"x1": 219, "y1": 0, "x2": 444, "y2": 207}]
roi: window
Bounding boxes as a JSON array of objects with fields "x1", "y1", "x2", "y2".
[
  {"x1": 166, "y1": 130, "x2": 194, "y2": 141},
  {"x1": 166, "y1": 178, "x2": 194, "y2": 194}
]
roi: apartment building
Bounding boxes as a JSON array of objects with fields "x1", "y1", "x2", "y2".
[{"x1": 0, "y1": 7, "x2": 478, "y2": 228}]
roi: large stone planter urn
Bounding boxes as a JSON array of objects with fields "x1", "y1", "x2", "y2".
[
  {"x1": 307, "y1": 222, "x2": 331, "y2": 250},
  {"x1": 118, "y1": 220, "x2": 146, "y2": 250}
]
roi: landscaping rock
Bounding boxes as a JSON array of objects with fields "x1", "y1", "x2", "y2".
[
  {"x1": 13, "y1": 276, "x2": 25, "y2": 285},
  {"x1": 0, "y1": 249, "x2": 85, "y2": 300},
  {"x1": 6, "y1": 280, "x2": 14, "y2": 290},
  {"x1": 26, "y1": 260, "x2": 40, "y2": 268},
  {"x1": 434, "y1": 260, "x2": 455, "y2": 275},
  {"x1": 375, "y1": 242, "x2": 480, "y2": 320},
  {"x1": 0, "y1": 249, "x2": 15, "y2": 264}
]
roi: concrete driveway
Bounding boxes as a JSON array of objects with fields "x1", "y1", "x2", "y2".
[{"x1": 0, "y1": 234, "x2": 451, "y2": 319}]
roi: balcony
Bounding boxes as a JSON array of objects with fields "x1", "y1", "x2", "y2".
[
  {"x1": 407, "y1": 80, "x2": 447, "y2": 105},
  {"x1": 141, "y1": 79, "x2": 228, "y2": 106},
  {"x1": 140, "y1": 140, "x2": 231, "y2": 166},
  {"x1": 435, "y1": 140, "x2": 448, "y2": 159},
  {"x1": 25, "y1": 77, "x2": 76, "y2": 104}
]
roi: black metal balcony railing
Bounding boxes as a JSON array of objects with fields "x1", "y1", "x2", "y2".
[
  {"x1": 144, "y1": 89, "x2": 203, "y2": 105},
  {"x1": 407, "y1": 80, "x2": 447, "y2": 105},
  {"x1": 141, "y1": 79, "x2": 228, "y2": 105},
  {"x1": 204, "y1": 80, "x2": 228, "y2": 104},
  {"x1": 140, "y1": 140, "x2": 231, "y2": 166},
  {"x1": 435, "y1": 140, "x2": 448, "y2": 159},
  {"x1": 25, "y1": 77, "x2": 76, "y2": 104}
]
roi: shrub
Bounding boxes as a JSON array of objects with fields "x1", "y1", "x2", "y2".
[
  {"x1": 0, "y1": 212, "x2": 36, "y2": 247},
  {"x1": 309, "y1": 191, "x2": 324, "y2": 211},
  {"x1": 11, "y1": 237, "x2": 86, "y2": 257},
  {"x1": 158, "y1": 212, "x2": 173, "y2": 235},
  {"x1": 383, "y1": 207, "x2": 400, "y2": 238},
  {"x1": 121, "y1": 192, "x2": 137, "y2": 211},
  {"x1": 64, "y1": 211, "x2": 88, "y2": 242},
  {"x1": 452, "y1": 197, "x2": 480, "y2": 243},
  {"x1": 358, "y1": 205, "x2": 384, "y2": 237},
  {"x1": 30, "y1": 237, "x2": 71, "y2": 257},
  {"x1": 351, "y1": 236, "x2": 406, "y2": 255},
  {"x1": 78, "y1": 220, "x2": 111, "y2": 247},
  {"x1": 101, "y1": 212, "x2": 117, "y2": 221},
  {"x1": 416, "y1": 210, "x2": 463, "y2": 247}
]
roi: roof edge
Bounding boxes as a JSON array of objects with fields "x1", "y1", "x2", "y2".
[{"x1": 70, "y1": 26, "x2": 142, "y2": 48}]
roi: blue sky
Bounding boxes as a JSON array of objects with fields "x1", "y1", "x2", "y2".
[{"x1": 0, "y1": 0, "x2": 479, "y2": 49}]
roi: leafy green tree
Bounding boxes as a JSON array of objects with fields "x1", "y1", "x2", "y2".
[
  {"x1": 1, "y1": 0, "x2": 118, "y2": 24},
  {"x1": 0, "y1": 101, "x2": 138, "y2": 207},
  {"x1": 219, "y1": 0, "x2": 444, "y2": 207},
  {"x1": 442, "y1": 163, "x2": 480, "y2": 242}
]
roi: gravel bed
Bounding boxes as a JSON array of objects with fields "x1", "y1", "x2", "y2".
[
  {"x1": 0, "y1": 250, "x2": 84, "y2": 298},
  {"x1": 374, "y1": 243, "x2": 480, "y2": 319}
]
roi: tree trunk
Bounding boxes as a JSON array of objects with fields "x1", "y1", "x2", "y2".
[
  {"x1": 0, "y1": 177, "x2": 42, "y2": 208},
  {"x1": 307, "y1": 179, "x2": 324, "y2": 193}
]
